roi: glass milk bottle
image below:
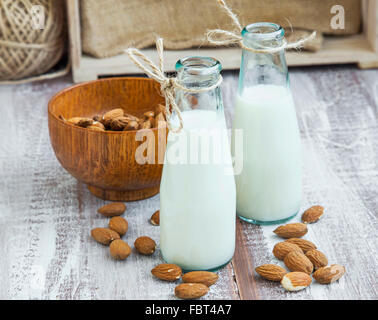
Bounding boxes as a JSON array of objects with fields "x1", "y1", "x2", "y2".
[
  {"x1": 160, "y1": 57, "x2": 236, "y2": 271},
  {"x1": 233, "y1": 23, "x2": 302, "y2": 224}
]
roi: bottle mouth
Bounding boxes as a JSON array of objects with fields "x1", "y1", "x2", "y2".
[
  {"x1": 242, "y1": 22, "x2": 284, "y2": 41},
  {"x1": 175, "y1": 56, "x2": 222, "y2": 76}
]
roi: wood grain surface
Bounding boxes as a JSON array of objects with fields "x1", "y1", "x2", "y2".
[{"x1": 0, "y1": 65, "x2": 377, "y2": 300}]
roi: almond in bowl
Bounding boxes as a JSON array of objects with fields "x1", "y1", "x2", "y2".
[{"x1": 48, "y1": 77, "x2": 168, "y2": 201}]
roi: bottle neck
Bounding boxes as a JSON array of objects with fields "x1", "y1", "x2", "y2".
[
  {"x1": 176, "y1": 56, "x2": 222, "y2": 89},
  {"x1": 175, "y1": 56, "x2": 223, "y2": 113},
  {"x1": 241, "y1": 22, "x2": 285, "y2": 51},
  {"x1": 238, "y1": 23, "x2": 289, "y2": 94}
]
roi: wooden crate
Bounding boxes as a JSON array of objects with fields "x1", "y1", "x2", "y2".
[{"x1": 67, "y1": 0, "x2": 378, "y2": 83}]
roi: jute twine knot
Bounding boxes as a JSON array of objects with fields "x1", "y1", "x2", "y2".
[
  {"x1": 125, "y1": 38, "x2": 223, "y2": 133},
  {"x1": 206, "y1": 0, "x2": 316, "y2": 54}
]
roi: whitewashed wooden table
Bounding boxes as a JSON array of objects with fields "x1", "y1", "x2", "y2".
[{"x1": 0, "y1": 66, "x2": 377, "y2": 300}]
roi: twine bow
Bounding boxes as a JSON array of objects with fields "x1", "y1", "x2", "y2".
[
  {"x1": 207, "y1": 0, "x2": 317, "y2": 54},
  {"x1": 125, "y1": 38, "x2": 223, "y2": 133}
]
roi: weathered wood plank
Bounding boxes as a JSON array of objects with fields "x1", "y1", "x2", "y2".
[
  {"x1": 0, "y1": 77, "x2": 238, "y2": 300},
  {"x1": 221, "y1": 66, "x2": 378, "y2": 300},
  {"x1": 0, "y1": 65, "x2": 377, "y2": 300}
]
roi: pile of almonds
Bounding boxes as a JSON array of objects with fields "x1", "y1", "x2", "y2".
[
  {"x1": 91, "y1": 202, "x2": 159, "y2": 260},
  {"x1": 151, "y1": 264, "x2": 218, "y2": 299},
  {"x1": 255, "y1": 205, "x2": 346, "y2": 292},
  {"x1": 91, "y1": 205, "x2": 216, "y2": 299},
  {"x1": 91, "y1": 203, "x2": 345, "y2": 298},
  {"x1": 61, "y1": 105, "x2": 166, "y2": 132}
]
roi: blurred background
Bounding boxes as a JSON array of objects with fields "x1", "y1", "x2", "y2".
[{"x1": 0, "y1": 0, "x2": 376, "y2": 83}]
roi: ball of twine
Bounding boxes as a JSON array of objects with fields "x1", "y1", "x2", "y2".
[{"x1": 0, "y1": 0, "x2": 65, "y2": 81}]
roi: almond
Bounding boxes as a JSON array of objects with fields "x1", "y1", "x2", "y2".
[
  {"x1": 124, "y1": 120, "x2": 139, "y2": 131},
  {"x1": 97, "y1": 202, "x2": 126, "y2": 217},
  {"x1": 302, "y1": 205, "x2": 324, "y2": 223},
  {"x1": 109, "y1": 239, "x2": 131, "y2": 260},
  {"x1": 151, "y1": 263, "x2": 182, "y2": 281},
  {"x1": 67, "y1": 117, "x2": 93, "y2": 127},
  {"x1": 174, "y1": 283, "x2": 209, "y2": 299},
  {"x1": 124, "y1": 113, "x2": 140, "y2": 122},
  {"x1": 285, "y1": 238, "x2": 317, "y2": 253},
  {"x1": 284, "y1": 251, "x2": 314, "y2": 274},
  {"x1": 108, "y1": 216, "x2": 128, "y2": 236},
  {"x1": 273, "y1": 223, "x2": 308, "y2": 239},
  {"x1": 150, "y1": 210, "x2": 160, "y2": 226},
  {"x1": 91, "y1": 227, "x2": 120, "y2": 245},
  {"x1": 103, "y1": 108, "x2": 124, "y2": 122},
  {"x1": 305, "y1": 249, "x2": 328, "y2": 269},
  {"x1": 313, "y1": 264, "x2": 346, "y2": 284},
  {"x1": 182, "y1": 271, "x2": 219, "y2": 287},
  {"x1": 93, "y1": 115, "x2": 103, "y2": 122},
  {"x1": 91, "y1": 121, "x2": 105, "y2": 130},
  {"x1": 273, "y1": 242, "x2": 303, "y2": 260},
  {"x1": 109, "y1": 116, "x2": 129, "y2": 131},
  {"x1": 134, "y1": 236, "x2": 156, "y2": 255},
  {"x1": 144, "y1": 111, "x2": 155, "y2": 119},
  {"x1": 281, "y1": 272, "x2": 312, "y2": 291},
  {"x1": 255, "y1": 264, "x2": 287, "y2": 282}
]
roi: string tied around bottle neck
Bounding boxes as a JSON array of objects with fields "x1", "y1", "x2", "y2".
[
  {"x1": 125, "y1": 38, "x2": 223, "y2": 133},
  {"x1": 206, "y1": 0, "x2": 317, "y2": 54}
]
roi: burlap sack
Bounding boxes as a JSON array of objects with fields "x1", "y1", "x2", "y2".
[{"x1": 81, "y1": 0, "x2": 361, "y2": 58}]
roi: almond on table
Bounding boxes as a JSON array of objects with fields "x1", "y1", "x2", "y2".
[
  {"x1": 313, "y1": 264, "x2": 346, "y2": 284},
  {"x1": 305, "y1": 249, "x2": 328, "y2": 269},
  {"x1": 281, "y1": 272, "x2": 312, "y2": 292},
  {"x1": 97, "y1": 202, "x2": 126, "y2": 217},
  {"x1": 91, "y1": 227, "x2": 120, "y2": 245},
  {"x1": 272, "y1": 241, "x2": 303, "y2": 260},
  {"x1": 273, "y1": 223, "x2": 308, "y2": 239},
  {"x1": 110, "y1": 239, "x2": 131, "y2": 260},
  {"x1": 255, "y1": 264, "x2": 287, "y2": 282},
  {"x1": 182, "y1": 271, "x2": 219, "y2": 287},
  {"x1": 151, "y1": 263, "x2": 182, "y2": 282},
  {"x1": 302, "y1": 205, "x2": 325, "y2": 223},
  {"x1": 285, "y1": 238, "x2": 317, "y2": 253},
  {"x1": 284, "y1": 251, "x2": 314, "y2": 274},
  {"x1": 134, "y1": 236, "x2": 156, "y2": 255},
  {"x1": 174, "y1": 283, "x2": 209, "y2": 299},
  {"x1": 150, "y1": 210, "x2": 160, "y2": 226},
  {"x1": 108, "y1": 216, "x2": 128, "y2": 236}
]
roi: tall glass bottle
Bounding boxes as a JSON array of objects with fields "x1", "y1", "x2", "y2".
[
  {"x1": 233, "y1": 23, "x2": 302, "y2": 224},
  {"x1": 160, "y1": 56, "x2": 236, "y2": 271}
]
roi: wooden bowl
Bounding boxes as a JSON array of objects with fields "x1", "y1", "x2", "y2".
[{"x1": 48, "y1": 77, "x2": 166, "y2": 201}]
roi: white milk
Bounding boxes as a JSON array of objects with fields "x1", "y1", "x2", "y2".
[
  {"x1": 233, "y1": 84, "x2": 302, "y2": 222},
  {"x1": 160, "y1": 109, "x2": 236, "y2": 271}
]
